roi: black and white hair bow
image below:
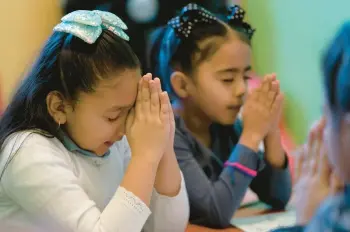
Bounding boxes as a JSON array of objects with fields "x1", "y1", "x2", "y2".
[
  {"x1": 167, "y1": 3, "x2": 218, "y2": 39},
  {"x1": 226, "y1": 5, "x2": 255, "y2": 39}
]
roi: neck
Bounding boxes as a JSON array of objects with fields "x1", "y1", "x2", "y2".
[{"x1": 173, "y1": 100, "x2": 212, "y2": 147}]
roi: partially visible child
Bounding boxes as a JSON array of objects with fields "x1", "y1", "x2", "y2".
[
  {"x1": 273, "y1": 21, "x2": 350, "y2": 232},
  {"x1": 148, "y1": 3, "x2": 292, "y2": 228},
  {"x1": 0, "y1": 10, "x2": 189, "y2": 232}
]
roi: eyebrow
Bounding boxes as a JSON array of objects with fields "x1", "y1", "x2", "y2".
[{"x1": 217, "y1": 66, "x2": 252, "y2": 74}]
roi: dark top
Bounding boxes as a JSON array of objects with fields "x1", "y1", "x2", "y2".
[{"x1": 174, "y1": 116, "x2": 292, "y2": 228}]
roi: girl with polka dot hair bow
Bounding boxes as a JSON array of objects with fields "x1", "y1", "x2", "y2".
[
  {"x1": 147, "y1": 3, "x2": 292, "y2": 229},
  {"x1": 0, "y1": 10, "x2": 189, "y2": 232}
]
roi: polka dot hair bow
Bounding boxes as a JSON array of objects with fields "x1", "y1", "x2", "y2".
[
  {"x1": 167, "y1": 3, "x2": 218, "y2": 39},
  {"x1": 53, "y1": 10, "x2": 129, "y2": 44},
  {"x1": 227, "y1": 5, "x2": 255, "y2": 39}
]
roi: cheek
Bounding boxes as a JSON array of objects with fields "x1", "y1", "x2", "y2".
[{"x1": 196, "y1": 80, "x2": 230, "y2": 103}]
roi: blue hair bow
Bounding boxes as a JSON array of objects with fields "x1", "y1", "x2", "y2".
[{"x1": 53, "y1": 10, "x2": 129, "y2": 44}]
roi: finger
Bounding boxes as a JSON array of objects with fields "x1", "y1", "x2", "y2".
[
  {"x1": 310, "y1": 117, "x2": 326, "y2": 134},
  {"x1": 330, "y1": 172, "x2": 344, "y2": 195},
  {"x1": 300, "y1": 144, "x2": 312, "y2": 176},
  {"x1": 258, "y1": 74, "x2": 275, "y2": 108},
  {"x1": 317, "y1": 142, "x2": 332, "y2": 182},
  {"x1": 166, "y1": 91, "x2": 175, "y2": 142},
  {"x1": 126, "y1": 108, "x2": 135, "y2": 134},
  {"x1": 154, "y1": 77, "x2": 162, "y2": 93},
  {"x1": 160, "y1": 92, "x2": 170, "y2": 124},
  {"x1": 256, "y1": 76, "x2": 269, "y2": 106},
  {"x1": 143, "y1": 73, "x2": 152, "y2": 82},
  {"x1": 312, "y1": 141, "x2": 322, "y2": 175},
  {"x1": 135, "y1": 79, "x2": 142, "y2": 117},
  {"x1": 271, "y1": 80, "x2": 280, "y2": 93},
  {"x1": 306, "y1": 123, "x2": 317, "y2": 163},
  {"x1": 319, "y1": 116, "x2": 326, "y2": 128},
  {"x1": 267, "y1": 80, "x2": 279, "y2": 108},
  {"x1": 261, "y1": 74, "x2": 271, "y2": 93},
  {"x1": 309, "y1": 127, "x2": 324, "y2": 174},
  {"x1": 141, "y1": 78, "x2": 151, "y2": 114},
  {"x1": 294, "y1": 145, "x2": 306, "y2": 182},
  {"x1": 150, "y1": 80, "x2": 160, "y2": 115},
  {"x1": 270, "y1": 92, "x2": 284, "y2": 119},
  {"x1": 167, "y1": 91, "x2": 175, "y2": 126}
]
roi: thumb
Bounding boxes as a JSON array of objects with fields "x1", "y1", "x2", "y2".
[{"x1": 126, "y1": 108, "x2": 135, "y2": 136}]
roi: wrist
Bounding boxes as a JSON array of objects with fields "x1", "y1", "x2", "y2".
[
  {"x1": 130, "y1": 150, "x2": 162, "y2": 167},
  {"x1": 165, "y1": 146, "x2": 175, "y2": 156},
  {"x1": 239, "y1": 131, "x2": 262, "y2": 152},
  {"x1": 264, "y1": 129, "x2": 286, "y2": 168},
  {"x1": 155, "y1": 148, "x2": 182, "y2": 197},
  {"x1": 266, "y1": 127, "x2": 281, "y2": 138}
]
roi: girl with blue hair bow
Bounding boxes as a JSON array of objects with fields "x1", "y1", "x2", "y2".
[{"x1": 0, "y1": 10, "x2": 189, "y2": 232}]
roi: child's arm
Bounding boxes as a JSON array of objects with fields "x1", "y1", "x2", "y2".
[
  {"x1": 174, "y1": 130, "x2": 261, "y2": 229},
  {"x1": 264, "y1": 129, "x2": 287, "y2": 168},
  {"x1": 247, "y1": 128, "x2": 292, "y2": 209},
  {"x1": 153, "y1": 80, "x2": 182, "y2": 196},
  {"x1": 143, "y1": 78, "x2": 189, "y2": 232},
  {"x1": 231, "y1": 118, "x2": 292, "y2": 209},
  {"x1": 249, "y1": 157, "x2": 292, "y2": 209},
  {"x1": 0, "y1": 135, "x2": 154, "y2": 232}
]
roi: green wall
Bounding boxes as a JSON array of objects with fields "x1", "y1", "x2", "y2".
[{"x1": 242, "y1": 0, "x2": 350, "y2": 144}]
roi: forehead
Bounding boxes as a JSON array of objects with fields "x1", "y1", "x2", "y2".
[
  {"x1": 199, "y1": 37, "x2": 252, "y2": 71},
  {"x1": 78, "y1": 69, "x2": 140, "y2": 109}
]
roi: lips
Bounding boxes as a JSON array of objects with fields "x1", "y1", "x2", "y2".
[{"x1": 228, "y1": 105, "x2": 242, "y2": 110}]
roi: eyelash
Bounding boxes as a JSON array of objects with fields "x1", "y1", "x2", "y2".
[
  {"x1": 107, "y1": 108, "x2": 132, "y2": 122},
  {"x1": 244, "y1": 75, "x2": 252, "y2": 81},
  {"x1": 107, "y1": 115, "x2": 120, "y2": 122},
  {"x1": 222, "y1": 76, "x2": 251, "y2": 83}
]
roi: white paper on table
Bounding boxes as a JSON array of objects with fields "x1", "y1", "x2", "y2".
[{"x1": 232, "y1": 210, "x2": 296, "y2": 232}]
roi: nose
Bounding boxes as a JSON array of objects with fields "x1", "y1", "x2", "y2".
[
  {"x1": 233, "y1": 77, "x2": 247, "y2": 99},
  {"x1": 112, "y1": 121, "x2": 126, "y2": 141}
]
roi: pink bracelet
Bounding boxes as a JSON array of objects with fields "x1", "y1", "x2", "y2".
[{"x1": 224, "y1": 161, "x2": 257, "y2": 177}]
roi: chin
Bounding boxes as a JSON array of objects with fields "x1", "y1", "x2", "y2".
[
  {"x1": 94, "y1": 147, "x2": 109, "y2": 156},
  {"x1": 215, "y1": 116, "x2": 237, "y2": 126}
]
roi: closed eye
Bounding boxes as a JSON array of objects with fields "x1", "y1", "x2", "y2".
[
  {"x1": 106, "y1": 108, "x2": 132, "y2": 123},
  {"x1": 244, "y1": 75, "x2": 252, "y2": 81},
  {"x1": 107, "y1": 115, "x2": 120, "y2": 122}
]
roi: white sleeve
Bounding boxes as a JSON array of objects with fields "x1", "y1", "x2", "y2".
[
  {"x1": 0, "y1": 134, "x2": 151, "y2": 232},
  {"x1": 143, "y1": 173, "x2": 189, "y2": 232}
]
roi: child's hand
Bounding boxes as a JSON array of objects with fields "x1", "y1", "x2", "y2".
[
  {"x1": 126, "y1": 73, "x2": 171, "y2": 162},
  {"x1": 294, "y1": 118, "x2": 344, "y2": 225},
  {"x1": 240, "y1": 74, "x2": 283, "y2": 151},
  {"x1": 156, "y1": 78, "x2": 175, "y2": 155},
  {"x1": 267, "y1": 77, "x2": 284, "y2": 132}
]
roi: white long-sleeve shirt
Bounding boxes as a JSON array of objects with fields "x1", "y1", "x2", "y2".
[{"x1": 0, "y1": 131, "x2": 189, "y2": 232}]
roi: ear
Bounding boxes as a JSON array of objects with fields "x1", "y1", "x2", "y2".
[
  {"x1": 170, "y1": 71, "x2": 192, "y2": 99},
  {"x1": 46, "y1": 91, "x2": 70, "y2": 125}
]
